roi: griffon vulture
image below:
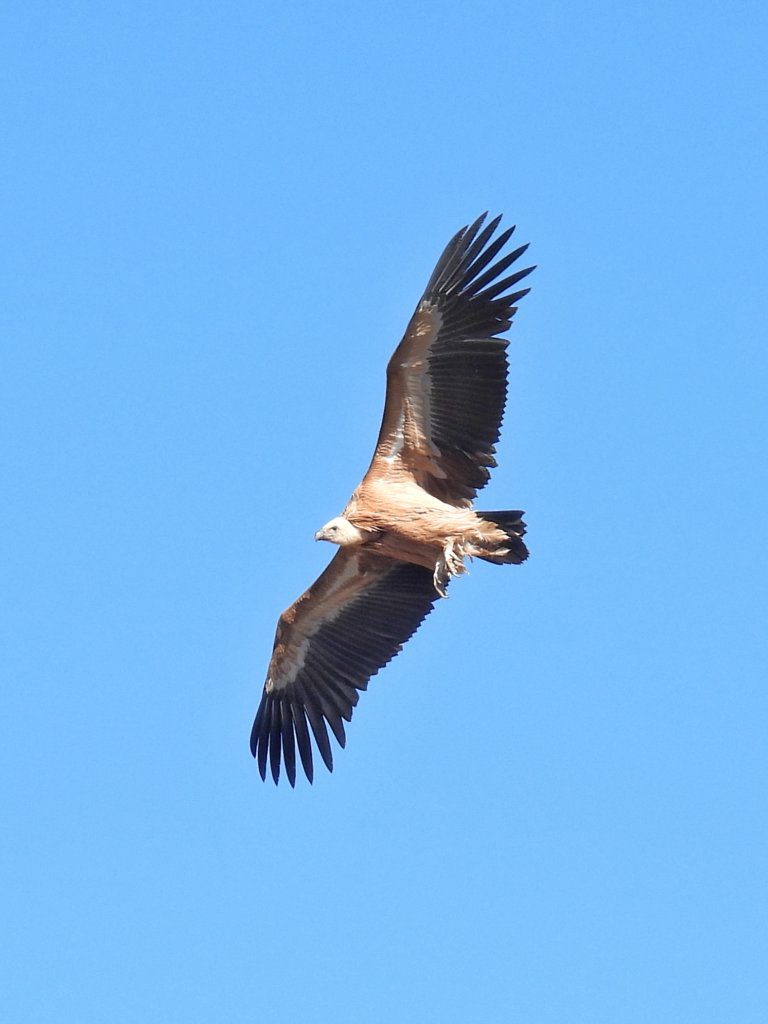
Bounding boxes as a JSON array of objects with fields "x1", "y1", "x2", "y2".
[{"x1": 252, "y1": 213, "x2": 534, "y2": 785}]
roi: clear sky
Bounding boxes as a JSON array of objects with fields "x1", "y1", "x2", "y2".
[{"x1": 2, "y1": 2, "x2": 767, "y2": 1022}]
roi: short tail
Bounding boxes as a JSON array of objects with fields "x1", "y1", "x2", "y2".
[{"x1": 476, "y1": 510, "x2": 528, "y2": 565}]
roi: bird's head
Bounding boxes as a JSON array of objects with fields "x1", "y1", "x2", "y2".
[{"x1": 314, "y1": 517, "x2": 365, "y2": 547}]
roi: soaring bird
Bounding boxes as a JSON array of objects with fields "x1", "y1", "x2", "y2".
[{"x1": 251, "y1": 213, "x2": 534, "y2": 785}]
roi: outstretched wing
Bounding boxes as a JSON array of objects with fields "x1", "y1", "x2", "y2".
[
  {"x1": 251, "y1": 549, "x2": 441, "y2": 786},
  {"x1": 368, "y1": 213, "x2": 534, "y2": 506}
]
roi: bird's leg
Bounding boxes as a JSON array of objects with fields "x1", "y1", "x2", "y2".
[
  {"x1": 432, "y1": 539, "x2": 467, "y2": 596},
  {"x1": 444, "y1": 538, "x2": 467, "y2": 577}
]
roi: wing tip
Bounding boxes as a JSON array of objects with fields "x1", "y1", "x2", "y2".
[
  {"x1": 252, "y1": 693, "x2": 346, "y2": 785},
  {"x1": 426, "y1": 213, "x2": 533, "y2": 311}
]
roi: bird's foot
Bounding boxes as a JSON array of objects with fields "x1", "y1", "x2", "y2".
[{"x1": 433, "y1": 557, "x2": 449, "y2": 597}]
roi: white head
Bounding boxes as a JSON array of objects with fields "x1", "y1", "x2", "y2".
[{"x1": 314, "y1": 516, "x2": 365, "y2": 547}]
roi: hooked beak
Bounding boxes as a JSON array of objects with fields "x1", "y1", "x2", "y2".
[{"x1": 314, "y1": 530, "x2": 324, "y2": 542}]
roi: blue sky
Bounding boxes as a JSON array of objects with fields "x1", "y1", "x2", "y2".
[{"x1": 2, "y1": 2, "x2": 767, "y2": 1021}]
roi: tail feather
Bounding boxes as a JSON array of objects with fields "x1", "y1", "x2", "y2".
[{"x1": 476, "y1": 510, "x2": 528, "y2": 565}]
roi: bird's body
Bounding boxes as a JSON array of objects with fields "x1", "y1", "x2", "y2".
[
  {"x1": 343, "y1": 478, "x2": 521, "y2": 586},
  {"x1": 252, "y1": 213, "x2": 534, "y2": 785}
]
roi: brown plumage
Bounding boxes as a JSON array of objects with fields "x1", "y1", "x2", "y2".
[{"x1": 251, "y1": 213, "x2": 534, "y2": 785}]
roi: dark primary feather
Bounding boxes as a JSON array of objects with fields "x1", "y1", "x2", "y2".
[{"x1": 251, "y1": 559, "x2": 442, "y2": 786}]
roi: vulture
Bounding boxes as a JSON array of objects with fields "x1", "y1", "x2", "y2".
[{"x1": 252, "y1": 213, "x2": 534, "y2": 785}]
